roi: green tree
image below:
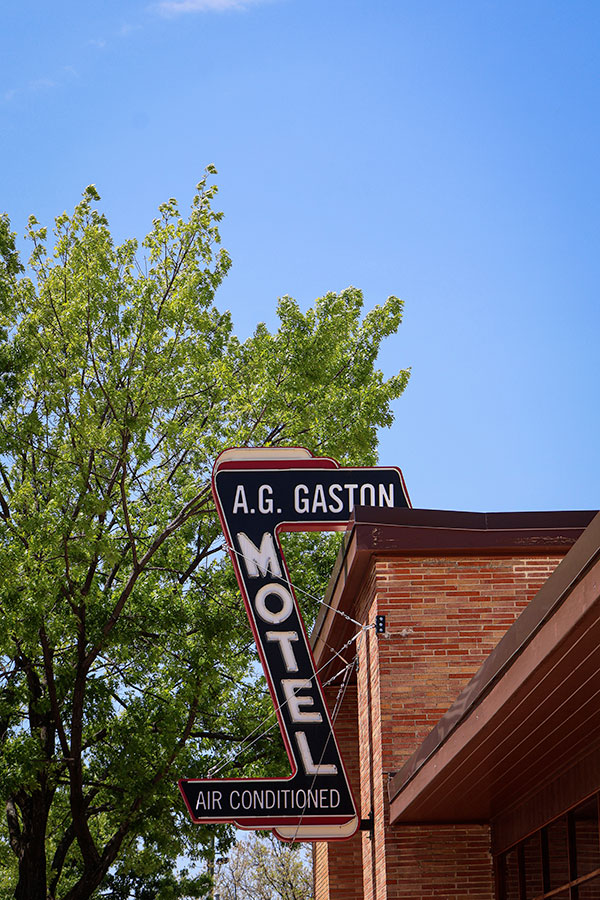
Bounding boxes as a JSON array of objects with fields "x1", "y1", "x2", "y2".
[
  {"x1": 0, "y1": 169, "x2": 409, "y2": 900},
  {"x1": 214, "y1": 833, "x2": 313, "y2": 900},
  {"x1": 0, "y1": 213, "x2": 25, "y2": 410}
]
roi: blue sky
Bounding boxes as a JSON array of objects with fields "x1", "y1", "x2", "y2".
[{"x1": 2, "y1": 0, "x2": 599, "y2": 512}]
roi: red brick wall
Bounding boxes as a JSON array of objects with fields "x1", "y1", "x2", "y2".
[
  {"x1": 313, "y1": 841, "x2": 329, "y2": 900},
  {"x1": 386, "y1": 825, "x2": 494, "y2": 899},
  {"x1": 373, "y1": 555, "x2": 562, "y2": 775},
  {"x1": 315, "y1": 685, "x2": 363, "y2": 900},
  {"x1": 317, "y1": 551, "x2": 564, "y2": 900}
]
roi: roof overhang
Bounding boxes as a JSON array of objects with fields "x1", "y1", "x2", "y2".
[
  {"x1": 311, "y1": 508, "x2": 596, "y2": 685},
  {"x1": 388, "y1": 510, "x2": 600, "y2": 829}
]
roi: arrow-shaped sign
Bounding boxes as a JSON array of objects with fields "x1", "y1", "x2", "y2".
[{"x1": 179, "y1": 447, "x2": 409, "y2": 840}]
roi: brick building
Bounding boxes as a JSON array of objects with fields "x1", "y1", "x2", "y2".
[{"x1": 311, "y1": 507, "x2": 600, "y2": 900}]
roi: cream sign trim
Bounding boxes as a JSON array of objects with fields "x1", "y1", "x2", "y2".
[{"x1": 178, "y1": 447, "x2": 410, "y2": 841}]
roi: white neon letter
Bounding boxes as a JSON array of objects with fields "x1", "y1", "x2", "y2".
[
  {"x1": 344, "y1": 483, "x2": 359, "y2": 511},
  {"x1": 266, "y1": 631, "x2": 299, "y2": 672},
  {"x1": 258, "y1": 484, "x2": 274, "y2": 514},
  {"x1": 379, "y1": 483, "x2": 394, "y2": 507},
  {"x1": 282, "y1": 679, "x2": 322, "y2": 723},
  {"x1": 255, "y1": 583, "x2": 293, "y2": 624},
  {"x1": 294, "y1": 485, "x2": 309, "y2": 514},
  {"x1": 312, "y1": 484, "x2": 327, "y2": 513},
  {"x1": 295, "y1": 731, "x2": 337, "y2": 775},
  {"x1": 359, "y1": 483, "x2": 376, "y2": 506},
  {"x1": 233, "y1": 485, "x2": 249, "y2": 514},
  {"x1": 237, "y1": 532, "x2": 282, "y2": 579},
  {"x1": 328, "y1": 483, "x2": 343, "y2": 513}
]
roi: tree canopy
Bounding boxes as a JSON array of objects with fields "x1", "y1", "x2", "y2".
[
  {"x1": 0, "y1": 168, "x2": 409, "y2": 900},
  {"x1": 215, "y1": 832, "x2": 313, "y2": 900}
]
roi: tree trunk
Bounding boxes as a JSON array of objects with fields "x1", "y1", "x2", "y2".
[{"x1": 12, "y1": 791, "x2": 49, "y2": 900}]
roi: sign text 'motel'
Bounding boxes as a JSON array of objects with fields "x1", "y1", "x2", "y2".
[{"x1": 179, "y1": 447, "x2": 410, "y2": 840}]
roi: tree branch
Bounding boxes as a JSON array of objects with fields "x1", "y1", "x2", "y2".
[
  {"x1": 6, "y1": 797, "x2": 22, "y2": 859},
  {"x1": 39, "y1": 625, "x2": 71, "y2": 758}
]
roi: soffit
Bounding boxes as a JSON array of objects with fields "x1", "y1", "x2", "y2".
[{"x1": 388, "y1": 511, "x2": 600, "y2": 827}]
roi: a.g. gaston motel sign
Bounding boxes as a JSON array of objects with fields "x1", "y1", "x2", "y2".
[{"x1": 179, "y1": 447, "x2": 410, "y2": 841}]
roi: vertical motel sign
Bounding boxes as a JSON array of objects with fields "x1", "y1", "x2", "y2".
[{"x1": 179, "y1": 447, "x2": 410, "y2": 840}]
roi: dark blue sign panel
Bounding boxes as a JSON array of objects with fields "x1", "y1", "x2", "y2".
[{"x1": 179, "y1": 447, "x2": 409, "y2": 840}]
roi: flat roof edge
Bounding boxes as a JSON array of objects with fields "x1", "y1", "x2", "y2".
[
  {"x1": 388, "y1": 509, "x2": 600, "y2": 808},
  {"x1": 310, "y1": 508, "x2": 598, "y2": 656}
]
